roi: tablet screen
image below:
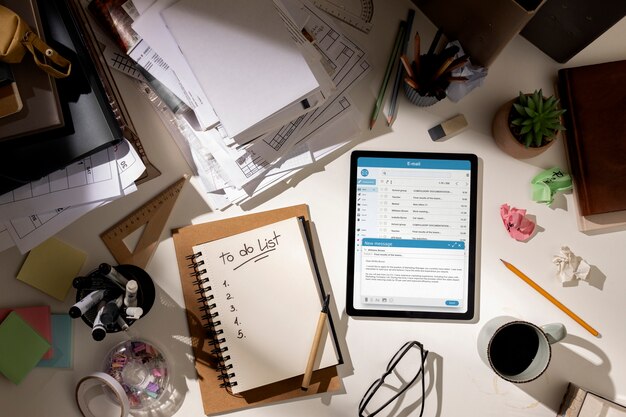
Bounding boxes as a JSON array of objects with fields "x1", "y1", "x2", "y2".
[{"x1": 346, "y1": 151, "x2": 478, "y2": 319}]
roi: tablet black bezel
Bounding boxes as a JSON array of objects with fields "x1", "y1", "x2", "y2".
[{"x1": 345, "y1": 150, "x2": 478, "y2": 320}]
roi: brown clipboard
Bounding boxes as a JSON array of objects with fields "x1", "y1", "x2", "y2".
[{"x1": 172, "y1": 204, "x2": 341, "y2": 415}]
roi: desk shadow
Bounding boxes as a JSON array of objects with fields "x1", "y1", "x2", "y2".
[
  {"x1": 124, "y1": 281, "x2": 204, "y2": 417},
  {"x1": 515, "y1": 334, "x2": 614, "y2": 413},
  {"x1": 361, "y1": 351, "x2": 443, "y2": 417},
  {"x1": 562, "y1": 264, "x2": 606, "y2": 291},
  {"x1": 307, "y1": 221, "x2": 353, "y2": 402}
]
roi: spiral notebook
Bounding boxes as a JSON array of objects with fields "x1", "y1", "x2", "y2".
[
  {"x1": 188, "y1": 216, "x2": 340, "y2": 394},
  {"x1": 172, "y1": 204, "x2": 342, "y2": 415}
]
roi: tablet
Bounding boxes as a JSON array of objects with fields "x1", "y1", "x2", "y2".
[{"x1": 346, "y1": 151, "x2": 478, "y2": 320}]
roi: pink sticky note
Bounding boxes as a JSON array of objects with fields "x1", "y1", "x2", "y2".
[{"x1": 501, "y1": 204, "x2": 536, "y2": 241}]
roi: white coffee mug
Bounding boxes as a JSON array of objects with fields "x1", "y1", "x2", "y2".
[{"x1": 478, "y1": 316, "x2": 566, "y2": 383}]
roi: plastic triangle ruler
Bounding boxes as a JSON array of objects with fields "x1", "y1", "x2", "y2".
[
  {"x1": 100, "y1": 175, "x2": 188, "y2": 268},
  {"x1": 313, "y1": 0, "x2": 374, "y2": 33}
]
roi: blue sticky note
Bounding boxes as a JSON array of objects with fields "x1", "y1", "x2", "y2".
[
  {"x1": 37, "y1": 314, "x2": 73, "y2": 368},
  {"x1": 0, "y1": 312, "x2": 50, "y2": 384}
]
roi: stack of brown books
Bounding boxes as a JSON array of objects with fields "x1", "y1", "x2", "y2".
[{"x1": 558, "y1": 60, "x2": 626, "y2": 233}]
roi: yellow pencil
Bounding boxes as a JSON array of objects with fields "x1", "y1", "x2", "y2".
[{"x1": 500, "y1": 259, "x2": 599, "y2": 337}]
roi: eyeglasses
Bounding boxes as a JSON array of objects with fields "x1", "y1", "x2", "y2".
[{"x1": 358, "y1": 341, "x2": 429, "y2": 417}]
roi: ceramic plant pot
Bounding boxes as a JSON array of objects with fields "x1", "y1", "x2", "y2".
[{"x1": 492, "y1": 98, "x2": 556, "y2": 159}]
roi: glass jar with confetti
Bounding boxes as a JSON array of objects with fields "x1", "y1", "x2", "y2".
[{"x1": 103, "y1": 339, "x2": 169, "y2": 410}]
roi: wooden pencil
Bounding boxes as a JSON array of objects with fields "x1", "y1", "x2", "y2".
[
  {"x1": 370, "y1": 22, "x2": 405, "y2": 129},
  {"x1": 500, "y1": 259, "x2": 599, "y2": 337},
  {"x1": 400, "y1": 55, "x2": 414, "y2": 79}
]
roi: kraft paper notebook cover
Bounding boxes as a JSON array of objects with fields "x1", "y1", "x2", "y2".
[
  {"x1": 558, "y1": 60, "x2": 626, "y2": 231},
  {"x1": 0, "y1": 306, "x2": 52, "y2": 360},
  {"x1": 172, "y1": 204, "x2": 342, "y2": 415},
  {"x1": 0, "y1": 0, "x2": 64, "y2": 141}
]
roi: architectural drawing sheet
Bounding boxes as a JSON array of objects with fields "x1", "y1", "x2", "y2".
[
  {"x1": 193, "y1": 0, "x2": 369, "y2": 191},
  {"x1": 0, "y1": 147, "x2": 122, "y2": 220},
  {"x1": 249, "y1": 0, "x2": 370, "y2": 162},
  {"x1": 2, "y1": 140, "x2": 146, "y2": 253}
]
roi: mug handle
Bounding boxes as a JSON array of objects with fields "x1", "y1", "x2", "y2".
[{"x1": 541, "y1": 323, "x2": 567, "y2": 344}]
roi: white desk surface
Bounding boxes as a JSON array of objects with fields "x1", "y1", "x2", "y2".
[{"x1": 1, "y1": 1, "x2": 625, "y2": 416}]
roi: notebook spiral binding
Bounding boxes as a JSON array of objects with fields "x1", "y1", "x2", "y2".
[{"x1": 186, "y1": 252, "x2": 238, "y2": 390}]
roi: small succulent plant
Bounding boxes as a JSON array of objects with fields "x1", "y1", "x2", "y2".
[{"x1": 510, "y1": 89, "x2": 566, "y2": 148}]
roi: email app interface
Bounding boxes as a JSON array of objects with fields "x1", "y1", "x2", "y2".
[{"x1": 353, "y1": 157, "x2": 472, "y2": 313}]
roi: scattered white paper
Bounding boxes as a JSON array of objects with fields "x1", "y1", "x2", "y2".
[
  {"x1": 1, "y1": 139, "x2": 143, "y2": 254},
  {"x1": 250, "y1": 0, "x2": 370, "y2": 162},
  {"x1": 161, "y1": 0, "x2": 326, "y2": 142},
  {"x1": 0, "y1": 147, "x2": 122, "y2": 221},
  {"x1": 4, "y1": 202, "x2": 104, "y2": 254},
  {"x1": 129, "y1": 0, "x2": 156, "y2": 15},
  {"x1": 143, "y1": 0, "x2": 368, "y2": 210},
  {"x1": 132, "y1": 0, "x2": 219, "y2": 130},
  {"x1": 553, "y1": 246, "x2": 591, "y2": 283},
  {"x1": 114, "y1": 138, "x2": 147, "y2": 189},
  {"x1": 0, "y1": 225, "x2": 14, "y2": 252}
]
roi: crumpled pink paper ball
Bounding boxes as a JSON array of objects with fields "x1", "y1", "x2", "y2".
[{"x1": 501, "y1": 204, "x2": 536, "y2": 241}]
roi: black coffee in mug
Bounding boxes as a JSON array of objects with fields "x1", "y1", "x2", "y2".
[{"x1": 489, "y1": 323, "x2": 539, "y2": 376}]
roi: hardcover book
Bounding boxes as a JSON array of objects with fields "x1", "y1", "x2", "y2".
[{"x1": 558, "y1": 60, "x2": 626, "y2": 227}]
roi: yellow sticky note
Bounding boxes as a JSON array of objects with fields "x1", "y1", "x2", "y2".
[{"x1": 17, "y1": 238, "x2": 87, "y2": 301}]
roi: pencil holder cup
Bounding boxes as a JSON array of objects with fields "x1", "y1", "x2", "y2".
[
  {"x1": 404, "y1": 83, "x2": 441, "y2": 107},
  {"x1": 73, "y1": 264, "x2": 156, "y2": 338}
]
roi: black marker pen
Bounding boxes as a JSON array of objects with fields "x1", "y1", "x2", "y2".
[
  {"x1": 101, "y1": 294, "x2": 123, "y2": 326},
  {"x1": 92, "y1": 301, "x2": 107, "y2": 341},
  {"x1": 72, "y1": 276, "x2": 92, "y2": 289},
  {"x1": 116, "y1": 315, "x2": 129, "y2": 331},
  {"x1": 98, "y1": 263, "x2": 128, "y2": 287}
]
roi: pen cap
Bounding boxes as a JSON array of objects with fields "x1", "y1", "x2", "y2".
[{"x1": 124, "y1": 280, "x2": 138, "y2": 307}]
